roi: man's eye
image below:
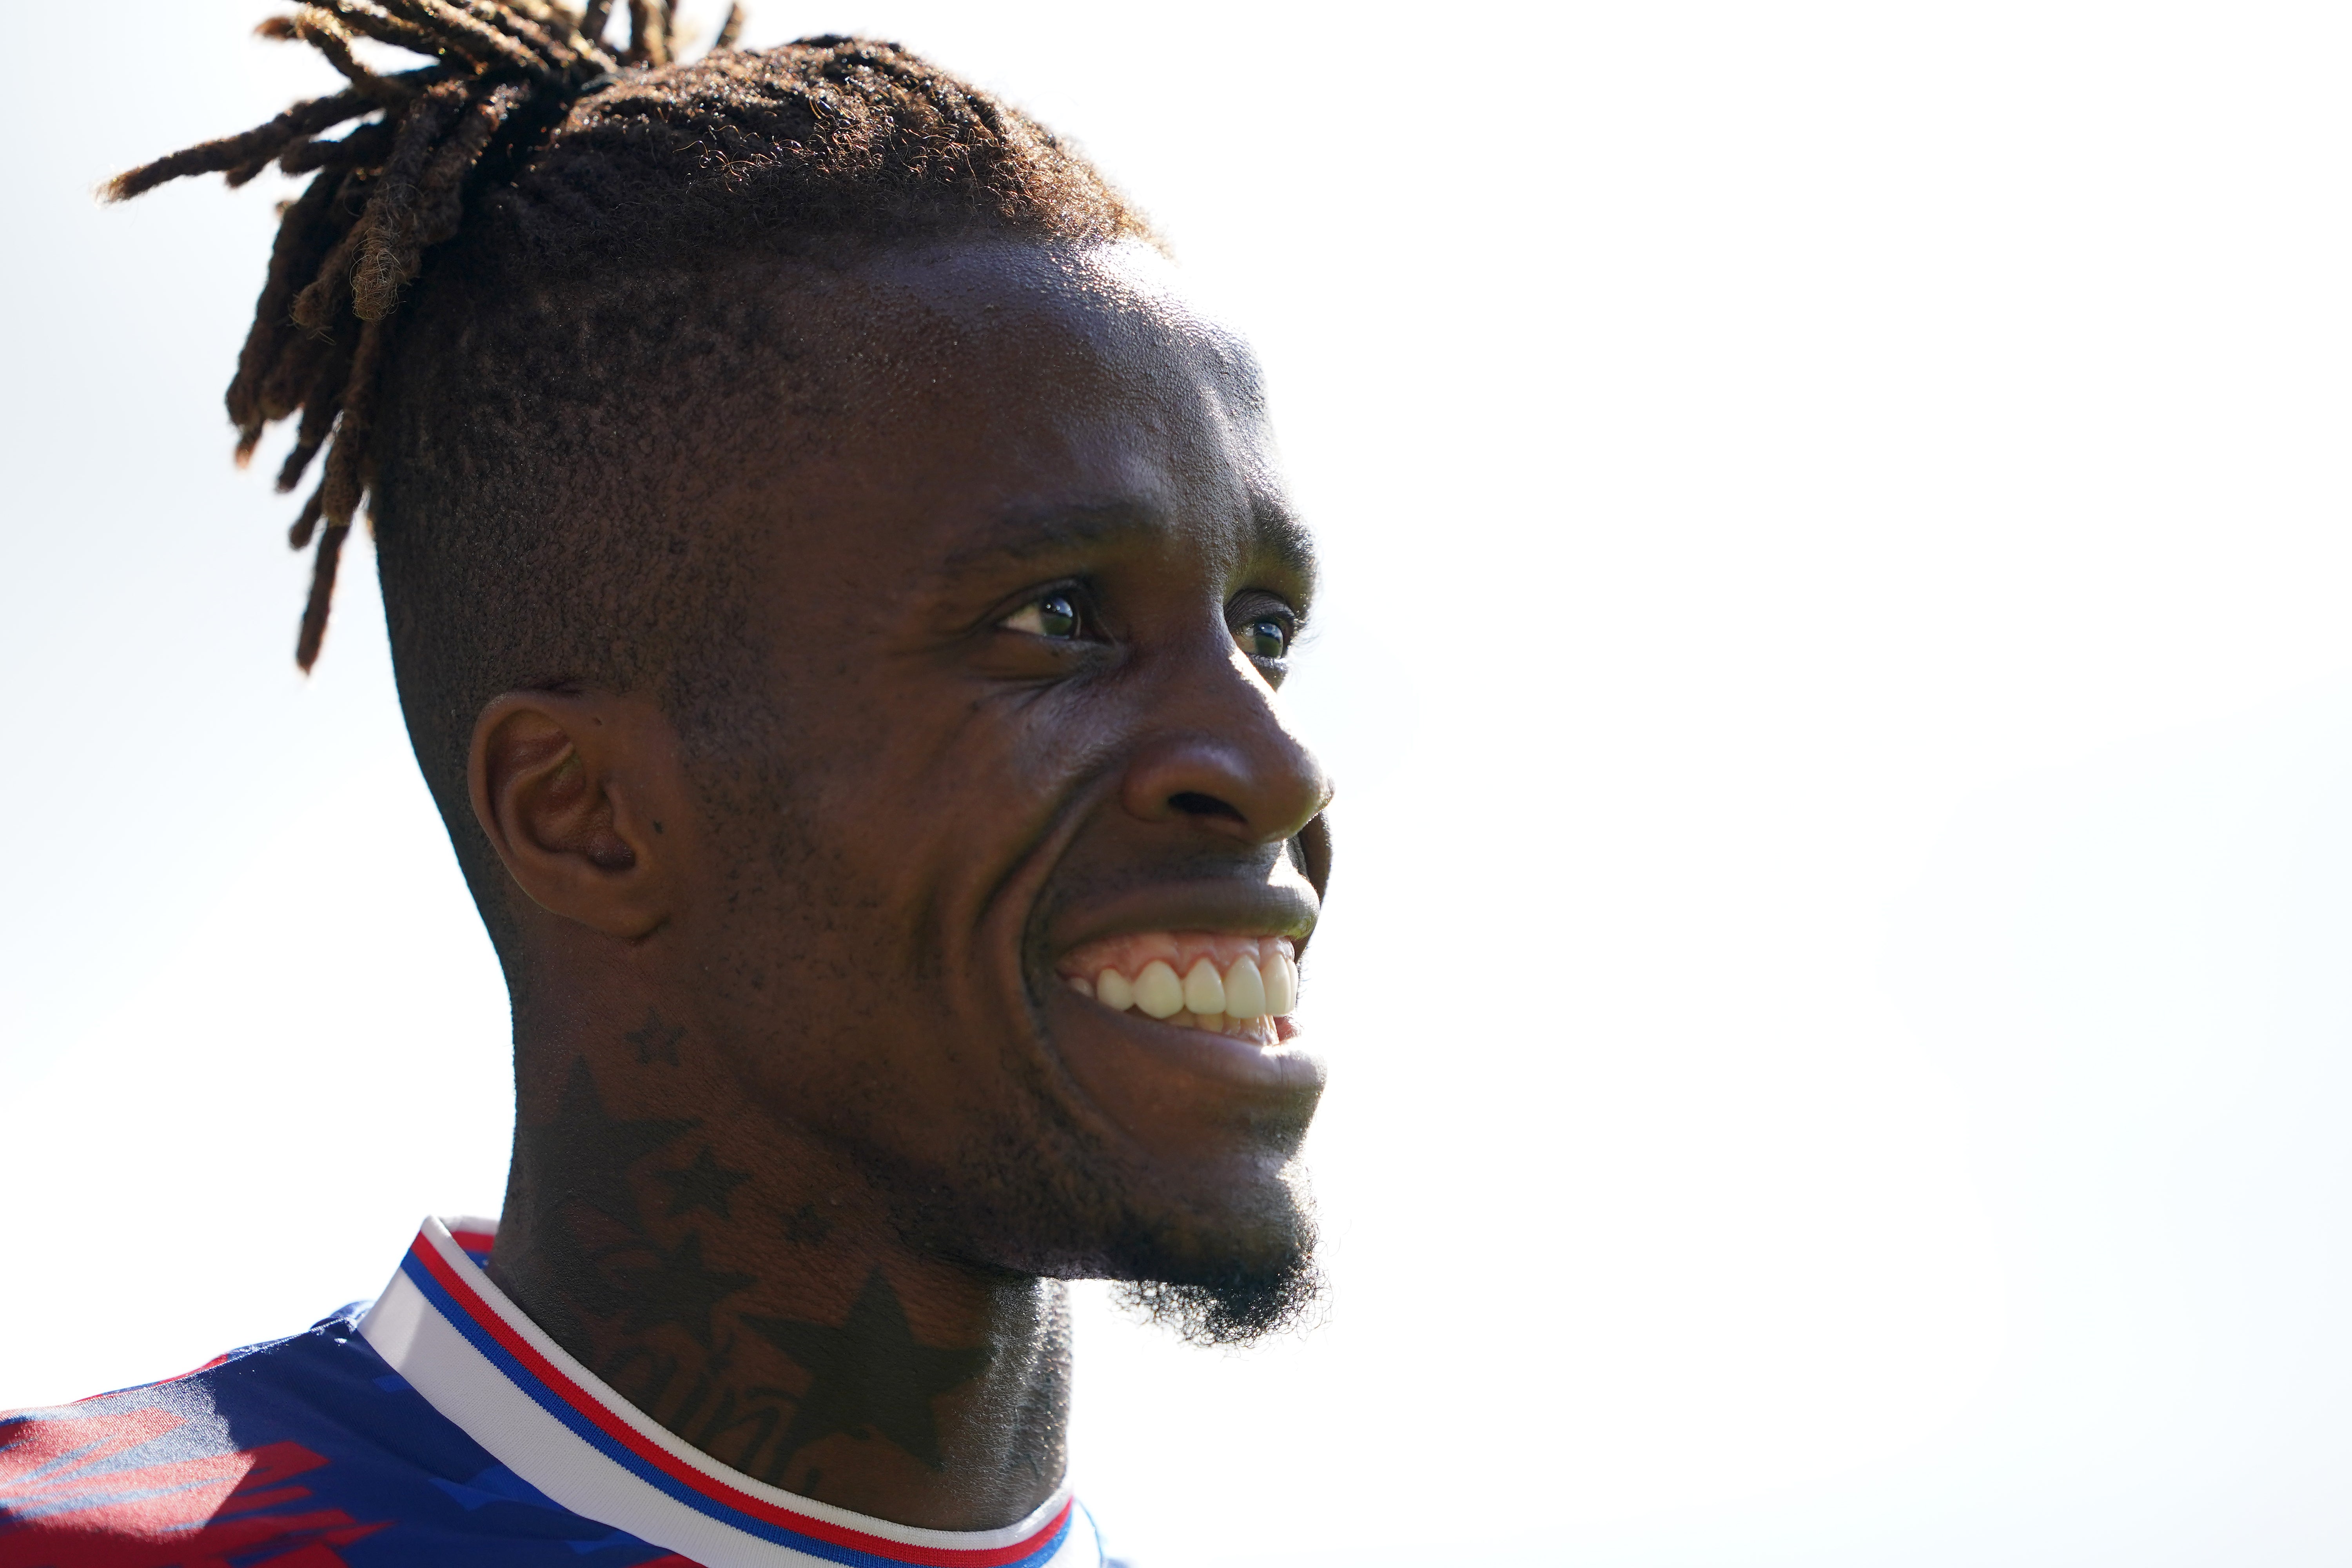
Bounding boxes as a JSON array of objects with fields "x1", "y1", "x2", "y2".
[
  {"x1": 1240, "y1": 617, "x2": 1290, "y2": 661},
  {"x1": 1002, "y1": 593, "x2": 1083, "y2": 640}
]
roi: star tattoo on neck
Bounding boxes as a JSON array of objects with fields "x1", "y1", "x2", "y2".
[
  {"x1": 742, "y1": 1271, "x2": 993, "y2": 1472},
  {"x1": 520, "y1": 1059, "x2": 697, "y2": 1231}
]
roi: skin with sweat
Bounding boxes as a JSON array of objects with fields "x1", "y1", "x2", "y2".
[{"x1": 469, "y1": 241, "x2": 1332, "y2": 1532}]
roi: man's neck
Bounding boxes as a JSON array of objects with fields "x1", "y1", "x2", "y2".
[{"x1": 485, "y1": 1029, "x2": 1069, "y2": 1533}]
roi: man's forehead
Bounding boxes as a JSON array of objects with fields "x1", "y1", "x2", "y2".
[
  {"x1": 792, "y1": 239, "x2": 1262, "y2": 397},
  {"x1": 717, "y1": 240, "x2": 1307, "y2": 596}
]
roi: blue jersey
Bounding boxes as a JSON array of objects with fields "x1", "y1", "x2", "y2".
[{"x1": 1, "y1": 1218, "x2": 1105, "y2": 1568}]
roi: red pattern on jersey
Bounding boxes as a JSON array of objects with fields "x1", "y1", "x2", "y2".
[{"x1": 0, "y1": 1406, "x2": 389, "y2": 1568}]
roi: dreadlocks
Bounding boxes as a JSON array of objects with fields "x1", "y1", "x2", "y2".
[{"x1": 108, "y1": 0, "x2": 1146, "y2": 671}]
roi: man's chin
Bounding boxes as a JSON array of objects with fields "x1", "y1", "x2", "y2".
[
  {"x1": 876, "y1": 1102, "x2": 1324, "y2": 1343},
  {"x1": 1094, "y1": 1176, "x2": 1325, "y2": 1346},
  {"x1": 1109, "y1": 1245, "x2": 1325, "y2": 1346}
]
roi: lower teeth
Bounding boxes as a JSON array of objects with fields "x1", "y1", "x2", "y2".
[{"x1": 1060, "y1": 978, "x2": 1279, "y2": 1038}]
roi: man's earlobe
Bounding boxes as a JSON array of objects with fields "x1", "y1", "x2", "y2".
[{"x1": 467, "y1": 691, "x2": 682, "y2": 939}]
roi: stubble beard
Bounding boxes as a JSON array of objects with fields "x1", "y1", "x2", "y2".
[{"x1": 873, "y1": 1097, "x2": 1327, "y2": 1348}]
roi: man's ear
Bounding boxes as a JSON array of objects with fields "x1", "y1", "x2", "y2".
[{"x1": 467, "y1": 690, "x2": 686, "y2": 939}]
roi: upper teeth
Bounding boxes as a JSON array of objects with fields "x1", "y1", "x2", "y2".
[
  {"x1": 1222, "y1": 956, "x2": 1267, "y2": 1018},
  {"x1": 1058, "y1": 933, "x2": 1300, "y2": 1022},
  {"x1": 1136, "y1": 960, "x2": 1186, "y2": 1018}
]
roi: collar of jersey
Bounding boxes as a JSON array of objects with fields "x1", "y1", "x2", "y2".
[{"x1": 359, "y1": 1216, "x2": 1079, "y2": 1568}]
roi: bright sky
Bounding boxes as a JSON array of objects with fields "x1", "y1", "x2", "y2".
[{"x1": 8, "y1": 4, "x2": 2352, "y2": 1564}]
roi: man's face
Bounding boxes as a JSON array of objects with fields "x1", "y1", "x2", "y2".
[{"x1": 668, "y1": 241, "x2": 1330, "y2": 1320}]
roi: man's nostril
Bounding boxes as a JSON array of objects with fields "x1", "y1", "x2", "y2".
[{"x1": 1169, "y1": 790, "x2": 1247, "y2": 824}]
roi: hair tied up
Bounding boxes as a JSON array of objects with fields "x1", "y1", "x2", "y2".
[{"x1": 103, "y1": 0, "x2": 743, "y2": 670}]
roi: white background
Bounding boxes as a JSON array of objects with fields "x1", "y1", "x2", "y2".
[{"x1": 7, "y1": 4, "x2": 2352, "y2": 1564}]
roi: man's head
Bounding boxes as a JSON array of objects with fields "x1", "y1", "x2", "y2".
[{"x1": 120, "y1": 8, "x2": 1330, "y2": 1344}]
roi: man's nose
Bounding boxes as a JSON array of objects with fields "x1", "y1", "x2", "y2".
[{"x1": 1118, "y1": 646, "x2": 1332, "y2": 848}]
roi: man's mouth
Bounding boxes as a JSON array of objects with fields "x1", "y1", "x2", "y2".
[{"x1": 1054, "y1": 932, "x2": 1301, "y2": 1044}]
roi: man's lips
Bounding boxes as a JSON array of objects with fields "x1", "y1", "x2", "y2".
[
  {"x1": 1045, "y1": 878, "x2": 1317, "y2": 960},
  {"x1": 1029, "y1": 881, "x2": 1325, "y2": 1129},
  {"x1": 1038, "y1": 879, "x2": 1315, "y2": 1045}
]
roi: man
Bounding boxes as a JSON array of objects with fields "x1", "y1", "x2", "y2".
[{"x1": 0, "y1": 5, "x2": 1331, "y2": 1565}]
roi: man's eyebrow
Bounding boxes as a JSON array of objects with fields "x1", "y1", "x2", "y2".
[
  {"x1": 935, "y1": 497, "x2": 1319, "y2": 593},
  {"x1": 1252, "y1": 500, "x2": 1318, "y2": 598},
  {"x1": 935, "y1": 502, "x2": 1163, "y2": 577}
]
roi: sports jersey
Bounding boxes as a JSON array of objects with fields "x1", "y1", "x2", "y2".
[{"x1": 0, "y1": 1217, "x2": 1109, "y2": 1568}]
